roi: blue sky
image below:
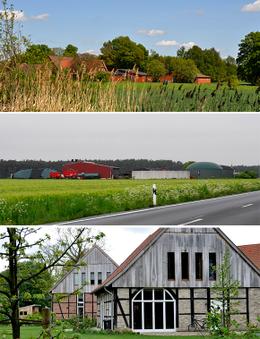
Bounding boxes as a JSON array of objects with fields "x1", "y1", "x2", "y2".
[{"x1": 8, "y1": 0, "x2": 260, "y2": 57}]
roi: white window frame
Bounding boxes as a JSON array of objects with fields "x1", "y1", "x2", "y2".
[
  {"x1": 132, "y1": 289, "x2": 176, "y2": 333},
  {"x1": 77, "y1": 293, "x2": 85, "y2": 318}
]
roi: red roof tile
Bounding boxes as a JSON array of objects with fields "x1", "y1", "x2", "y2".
[{"x1": 238, "y1": 244, "x2": 260, "y2": 269}]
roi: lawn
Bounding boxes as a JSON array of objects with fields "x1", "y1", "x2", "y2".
[
  {"x1": 0, "y1": 178, "x2": 260, "y2": 225},
  {"x1": 0, "y1": 325, "x2": 212, "y2": 338}
]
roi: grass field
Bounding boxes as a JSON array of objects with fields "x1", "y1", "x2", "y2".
[
  {"x1": 0, "y1": 68, "x2": 259, "y2": 111},
  {"x1": 0, "y1": 326, "x2": 223, "y2": 338},
  {"x1": 1, "y1": 179, "x2": 260, "y2": 225}
]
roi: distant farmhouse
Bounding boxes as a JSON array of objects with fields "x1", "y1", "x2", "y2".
[
  {"x1": 50, "y1": 245, "x2": 118, "y2": 319},
  {"x1": 94, "y1": 228, "x2": 260, "y2": 333}
]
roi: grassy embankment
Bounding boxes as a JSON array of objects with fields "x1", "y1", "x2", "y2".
[
  {"x1": 0, "y1": 68, "x2": 259, "y2": 111},
  {"x1": 0, "y1": 179, "x2": 260, "y2": 224}
]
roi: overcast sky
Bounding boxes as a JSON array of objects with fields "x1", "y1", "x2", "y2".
[
  {"x1": 0, "y1": 113, "x2": 259, "y2": 166},
  {"x1": 0, "y1": 226, "x2": 259, "y2": 272},
  {"x1": 9, "y1": 0, "x2": 260, "y2": 58}
]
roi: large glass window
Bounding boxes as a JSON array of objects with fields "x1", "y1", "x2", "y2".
[{"x1": 132, "y1": 289, "x2": 176, "y2": 332}]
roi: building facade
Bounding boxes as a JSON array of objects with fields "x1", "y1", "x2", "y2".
[
  {"x1": 62, "y1": 161, "x2": 120, "y2": 179},
  {"x1": 51, "y1": 245, "x2": 118, "y2": 319},
  {"x1": 94, "y1": 228, "x2": 260, "y2": 333},
  {"x1": 132, "y1": 171, "x2": 190, "y2": 180}
]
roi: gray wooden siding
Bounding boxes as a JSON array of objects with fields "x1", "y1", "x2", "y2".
[
  {"x1": 53, "y1": 246, "x2": 117, "y2": 293},
  {"x1": 112, "y1": 228, "x2": 260, "y2": 288}
]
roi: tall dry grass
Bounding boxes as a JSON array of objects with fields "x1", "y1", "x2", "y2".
[{"x1": 0, "y1": 66, "x2": 259, "y2": 111}]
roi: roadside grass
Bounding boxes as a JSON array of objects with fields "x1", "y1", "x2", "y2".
[
  {"x1": 0, "y1": 68, "x2": 259, "y2": 111},
  {"x1": 0, "y1": 179, "x2": 260, "y2": 225}
]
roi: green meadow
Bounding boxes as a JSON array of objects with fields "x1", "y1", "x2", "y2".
[{"x1": 1, "y1": 179, "x2": 260, "y2": 225}]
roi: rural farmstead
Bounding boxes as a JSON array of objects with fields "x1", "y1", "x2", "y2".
[
  {"x1": 94, "y1": 228, "x2": 260, "y2": 333},
  {"x1": 51, "y1": 245, "x2": 118, "y2": 319}
]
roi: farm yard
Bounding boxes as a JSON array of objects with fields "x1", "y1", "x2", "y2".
[
  {"x1": 1, "y1": 178, "x2": 260, "y2": 225},
  {"x1": 0, "y1": 73, "x2": 259, "y2": 112}
]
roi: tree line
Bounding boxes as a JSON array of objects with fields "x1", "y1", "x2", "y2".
[{"x1": 0, "y1": 159, "x2": 259, "y2": 178}]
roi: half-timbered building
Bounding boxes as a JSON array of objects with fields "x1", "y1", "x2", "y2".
[
  {"x1": 94, "y1": 228, "x2": 260, "y2": 333},
  {"x1": 51, "y1": 245, "x2": 118, "y2": 319}
]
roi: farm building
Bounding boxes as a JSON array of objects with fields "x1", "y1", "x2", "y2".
[
  {"x1": 187, "y1": 162, "x2": 234, "y2": 179},
  {"x1": 195, "y1": 74, "x2": 212, "y2": 84},
  {"x1": 94, "y1": 228, "x2": 260, "y2": 333},
  {"x1": 112, "y1": 69, "x2": 152, "y2": 83},
  {"x1": 19, "y1": 305, "x2": 41, "y2": 319},
  {"x1": 12, "y1": 168, "x2": 57, "y2": 179},
  {"x1": 160, "y1": 74, "x2": 174, "y2": 83},
  {"x1": 51, "y1": 245, "x2": 118, "y2": 320},
  {"x1": 62, "y1": 161, "x2": 120, "y2": 179},
  {"x1": 132, "y1": 171, "x2": 190, "y2": 180}
]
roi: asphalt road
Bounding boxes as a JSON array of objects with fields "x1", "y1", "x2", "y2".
[{"x1": 61, "y1": 191, "x2": 260, "y2": 225}]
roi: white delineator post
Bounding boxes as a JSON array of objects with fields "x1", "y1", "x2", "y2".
[{"x1": 152, "y1": 184, "x2": 157, "y2": 207}]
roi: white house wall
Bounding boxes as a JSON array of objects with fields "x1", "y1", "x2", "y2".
[{"x1": 132, "y1": 171, "x2": 190, "y2": 180}]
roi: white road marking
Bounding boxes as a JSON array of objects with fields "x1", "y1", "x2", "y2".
[
  {"x1": 242, "y1": 204, "x2": 253, "y2": 209},
  {"x1": 182, "y1": 218, "x2": 204, "y2": 225},
  {"x1": 58, "y1": 190, "x2": 260, "y2": 225}
]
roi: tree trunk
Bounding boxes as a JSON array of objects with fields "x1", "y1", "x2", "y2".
[{"x1": 8, "y1": 228, "x2": 20, "y2": 339}]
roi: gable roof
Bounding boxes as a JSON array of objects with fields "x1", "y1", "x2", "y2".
[
  {"x1": 49, "y1": 56, "x2": 75, "y2": 70},
  {"x1": 80, "y1": 59, "x2": 108, "y2": 73},
  {"x1": 238, "y1": 244, "x2": 260, "y2": 269},
  {"x1": 94, "y1": 227, "x2": 260, "y2": 294},
  {"x1": 50, "y1": 244, "x2": 118, "y2": 293}
]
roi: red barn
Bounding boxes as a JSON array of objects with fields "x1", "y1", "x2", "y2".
[
  {"x1": 195, "y1": 74, "x2": 212, "y2": 84},
  {"x1": 62, "y1": 161, "x2": 119, "y2": 179}
]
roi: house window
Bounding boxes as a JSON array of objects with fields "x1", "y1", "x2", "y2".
[
  {"x1": 195, "y1": 253, "x2": 203, "y2": 280},
  {"x1": 90, "y1": 272, "x2": 95, "y2": 285},
  {"x1": 209, "y1": 253, "x2": 217, "y2": 280},
  {"x1": 81, "y1": 272, "x2": 86, "y2": 287},
  {"x1": 167, "y1": 252, "x2": 175, "y2": 280},
  {"x1": 106, "y1": 272, "x2": 111, "y2": 278},
  {"x1": 132, "y1": 289, "x2": 176, "y2": 332},
  {"x1": 77, "y1": 293, "x2": 84, "y2": 318},
  {"x1": 98, "y1": 272, "x2": 102, "y2": 284},
  {"x1": 181, "y1": 252, "x2": 189, "y2": 280},
  {"x1": 73, "y1": 272, "x2": 79, "y2": 288}
]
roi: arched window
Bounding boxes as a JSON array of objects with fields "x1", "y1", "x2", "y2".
[{"x1": 132, "y1": 289, "x2": 176, "y2": 332}]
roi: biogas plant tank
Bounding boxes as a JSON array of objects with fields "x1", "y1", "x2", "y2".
[{"x1": 187, "y1": 162, "x2": 224, "y2": 179}]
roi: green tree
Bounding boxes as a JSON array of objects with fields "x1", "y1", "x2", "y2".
[
  {"x1": 24, "y1": 44, "x2": 52, "y2": 64},
  {"x1": 100, "y1": 36, "x2": 148, "y2": 70},
  {"x1": 237, "y1": 31, "x2": 260, "y2": 85},
  {"x1": 0, "y1": 0, "x2": 29, "y2": 64},
  {"x1": 176, "y1": 46, "x2": 186, "y2": 58},
  {"x1": 63, "y1": 44, "x2": 78, "y2": 57},
  {"x1": 146, "y1": 58, "x2": 166, "y2": 81},
  {"x1": 171, "y1": 57, "x2": 199, "y2": 83},
  {"x1": 207, "y1": 250, "x2": 240, "y2": 336},
  {"x1": 0, "y1": 227, "x2": 87, "y2": 339}
]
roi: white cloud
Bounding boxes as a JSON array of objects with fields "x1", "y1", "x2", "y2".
[
  {"x1": 180, "y1": 41, "x2": 196, "y2": 50},
  {"x1": 156, "y1": 39, "x2": 179, "y2": 46},
  {"x1": 0, "y1": 10, "x2": 26, "y2": 21},
  {"x1": 31, "y1": 13, "x2": 49, "y2": 20},
  {"x1": 241, "y1": 0, "x2": 260, "y2": 12},
  {"x1": 0, "y1": 10, "x2": 49, "y2": 21},
  {"x1": 138, "y1": 29, "x2": 166, "y2": 37}
]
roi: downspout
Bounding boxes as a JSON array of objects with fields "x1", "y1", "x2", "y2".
[{"x1": 104, "y1": 287, "x2": 114, "y2": 330}]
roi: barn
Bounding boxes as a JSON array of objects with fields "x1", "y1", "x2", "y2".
[
  {"x1": 94, "y1": 228, "x2": 260, "y2": 333},
  {"x1": 195, "y1": 74, "x2": 212, "y2": 84},
  {"x1": 62, "y1": 161, "x2": 120, "y2": 179},
  {"x1": 50, "y1": 245, "x2": 118, "y2": 319},
  {"x1": 132, "y1": 170, "x2": 190, "y2": 180},
  {"x1": 187, "y1": 162, "x2": 234, "y2": 179}
]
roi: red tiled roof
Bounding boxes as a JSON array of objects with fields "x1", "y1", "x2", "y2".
[
  {"x1": 238, "y1": 244, "x2": 260, "y2": 269},
  {"x1": 94, "y1": 228, "x2": 165, "y2": 293},
  {"x1": 49, "y1": 56, "x2": 75, "y2": 70}
]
